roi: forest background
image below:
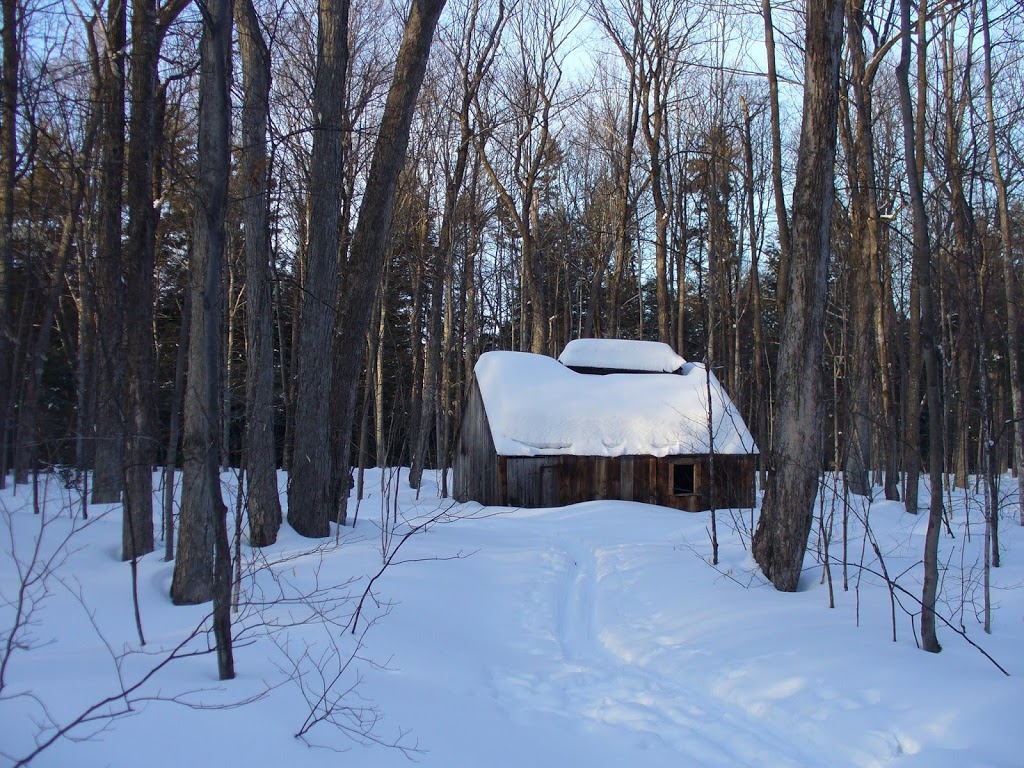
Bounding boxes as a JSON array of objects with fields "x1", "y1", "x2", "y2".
[{"x1": 0, "y1": 0, "x2": 1022, "y2": 622}]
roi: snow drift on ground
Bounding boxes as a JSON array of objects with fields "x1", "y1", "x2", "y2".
[
  {"x1": 475, "y1": 351, "x2": 757, "y2": 456},
  {"x1": 1, "y1": 469, "x2": 1021, "y2": 767}
]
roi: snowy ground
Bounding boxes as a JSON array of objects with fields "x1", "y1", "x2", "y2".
[{"x1": 1, "y1": 468, "x2": 1022, "y2": 767}]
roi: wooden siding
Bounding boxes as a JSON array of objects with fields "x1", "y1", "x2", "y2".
[
  {"x1": 452, "y1": 380, "x2": 500, "y2": 505},
  {"x1": 497, "y1": 453, "x2": 757, "y2": 511}
]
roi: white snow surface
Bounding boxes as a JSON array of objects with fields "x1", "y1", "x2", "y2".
[
  {"x1": 2, "y1": 469, "x2": 1023, "y2": 768},
  {"x1": 558, "y1": 338, "x2": 686, "y2": 372},
  {"x1": 475, "y1": 350, "x2": 757, "y2": 456}
]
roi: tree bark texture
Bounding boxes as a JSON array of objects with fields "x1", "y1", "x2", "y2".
[
  {"x1": 91, "y1": 0, "x2": 127, "y2": 503},
  {"x1": 752, "y1": 0, "x2": 843, "y2": 592},
  {"x1": 237, "y1": 0, "x2": 282, "y2": 546},
  {"x1": 122, "y1": 0, "x2": 163, "y2": 560},
  {"x1": 287, "y1": 0, "x2": 349, "y2": 538},
  {"x1": 172, "y1": 0, "x2": 233, "y2": 610},
  {"x1": 410, "y1": 228, "x2": 444, "y2": 490},
  {"x1": 838, "y1": 43, "x2": 871, "y2": 499}
]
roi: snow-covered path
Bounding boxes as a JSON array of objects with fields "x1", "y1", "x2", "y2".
[{"x1": 365, "y1": 495, "x2": 1021, "y2": 768}]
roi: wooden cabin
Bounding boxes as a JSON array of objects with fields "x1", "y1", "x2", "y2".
[{"x1": 453, "y1": 339, "x2": 758, "y2": 512}]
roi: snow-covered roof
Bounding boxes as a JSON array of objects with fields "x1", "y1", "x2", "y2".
[
  {"x1": 557, "y1": 338, "x2": 685, "y2": 373},
  {"x1": 474, "y1": 351, "x2": 758, "y2": 457}
]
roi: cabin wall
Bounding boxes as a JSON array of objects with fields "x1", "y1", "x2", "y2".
[
  {"x1": 452, "y1": 380, "x2": 500, "y2": 505},
  {"x1": 704, "y1": 455, "x2": 758, "y2": 509},
  {"x1": 497, "y1": 454, "x2": 757, "y2": 511}
]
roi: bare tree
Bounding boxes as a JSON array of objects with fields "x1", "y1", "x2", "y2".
[
  {"x1": 752, "y1": 0, "x2": 843, "y2": 592},
  {"x1": 237, "y1": 0, "x2": 283, "y2": 545},
  {"x1": 839, "y1": 0, "x2": 899, "y2": 499},
  {"x1": 476, "y1": 0, "x2": 575, "y2": 355},
  {"x1": 762, "y1": 0, "x2": 791, "y2": 318},
  {"x1": 287, "y1": 0, "x2": 350, "y2": 538},
  {"x1": 592, "y1": 0, "x2": 700, "y2": 343},
  {"x1": 330, "y1": 0, "x2": 449, "y2": 526},
  {"x1": 91, "y1": 0, "x2": 127, "y2": 504},
  {"x1": 981, "y1": 0, "x2": 1023, "y2": 527},
  {"x1": 171, "y1": 0, "x2": 236, "y2": 690},
  {"x1": 409, "y1": 0, "x2": 507, "y2": 490},
  {"x1": 0, "y1": 0, "x2": 18, "y2": 489},
  {"x1": 895, "y1": 0, "x2": 944, "y2": 652},
  {"x1": 13, "y1": 109, "x2": 97, "y2": 487},
  {"x1": 121, "y1": 0, "x2": 190, "y2": 561}
]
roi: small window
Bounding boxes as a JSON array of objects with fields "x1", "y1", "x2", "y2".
[{"x1": 672, "y1": 463, "x2": 695, "y2": 495}]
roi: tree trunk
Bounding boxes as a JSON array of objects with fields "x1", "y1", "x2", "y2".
[
  {"x1": 374, "y1": 264, "x2": 388, "y2": 466},
  {"x1": 221, "y1": 262, "x2": 236, "y2": 472},
  {"x1": 237, "y1": 0, "x2": 282, "y2": 546},
  {"x1": 751, "y1": 0, "x2": 843, "y2": 592},
  {"x1": 356, "y1": 292, "x2": 382, "y2": 497},
  {"x1": 410, "y1": 234, "x2": 444, "y2": 490},
  {"x1": 895, "y1": 0, "x2": 944, "y2": 653},
  {"x1": 902, "y1": 0, "x2": 928, "y2": 514},
  {"x1": 91, "y1": 0, "x2": 127, "y2": 504},
  {"x1": 162, "y1": 289, "x2": 190, "y2": 562},
  {"x1": 837, "y1": 94, "x2": 870, "y2": 499},
  {"x1": 981, "y1": 0, "x2": 1023, "y2": 526},
  {"x1": 122, "y1": 0, "x2": 167, "y2": 560},
  {"x1": 172, "y1": 0, "x2": 233, "y2": 623},
  {"x1": 762, "y1": 0, "x2": 791, "y2": 320},
  {"x1": 287, "y1": 0, "x2": 349, "y2": 538},
  {"x1": 330, "y1": 0, "x2": 448, "y2": 527},
  {"x1": 407, "y1": 251, "x2": 425, "y2": 467},
  {"x1": 741, "y1": 100, "x2": 765, "y2": 457},
  {"x1": 647, "y1": 114, "x2": 671, "y2": 343},
  {"x1": 410, "y1": 56, "x2": 482, "y2": 488},
  {"x1": 0, "y1": 0, "x2": 20, "y2": 488},
  {"x1": 523, "y1": 206, "x2": 547, "y2": 355},
  {"x1": 607, "y1": 78, "x2": 638, "y2": 339}
]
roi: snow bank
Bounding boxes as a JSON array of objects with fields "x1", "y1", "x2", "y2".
[
  {"x1": 558, "y1": 338, "x2": 685, "y2": 372},
  {"x1": 474, "y1": 351, "x2": 757, "y2": 457},
  {"x1": 3, "y1": 471, "x2": 1022, "y2": 768}
]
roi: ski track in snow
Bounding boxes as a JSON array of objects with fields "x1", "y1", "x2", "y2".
[{"x1": 486, "y1": 523, "x2": 922, "y2": 768}]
